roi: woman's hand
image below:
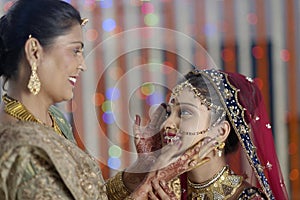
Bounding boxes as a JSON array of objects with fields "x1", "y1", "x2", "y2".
[
  {"x1": 123, "y1": 104, "x2": 167, "y2": 191},
  {"x1": 129, "y1": 137, "x2": 218, "y2": 199}
]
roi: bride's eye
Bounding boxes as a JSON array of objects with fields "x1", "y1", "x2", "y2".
[{"x1": 179, "y1": 109, "x2": 192, "y2": 117}]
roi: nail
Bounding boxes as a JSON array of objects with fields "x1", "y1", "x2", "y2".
[
  {"x1": 135, "y1": 115, "x2": 141, "y2": 125},
  {"x1": 160, "y1": 180, "x2": 166, "y2": 187}
]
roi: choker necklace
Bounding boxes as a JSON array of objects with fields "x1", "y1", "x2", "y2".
[
  {"x1": 2, "y1": 94, "x2": 62, "y2": 136},
  {"x1": 188, "y1": 166, "x2": 243, "y2": 200}
]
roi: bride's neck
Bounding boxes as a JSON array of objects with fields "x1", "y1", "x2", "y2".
[{"x1": 187, "y1": 156, "x2": 226, "y2": 183}]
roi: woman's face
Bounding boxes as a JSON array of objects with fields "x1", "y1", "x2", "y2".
[
  {"x1": 38, "y1": 24, "x2": 85, "y2": 103},
  {"x1": 162, "y1": 87, "x2": 211, "y2": 150}
]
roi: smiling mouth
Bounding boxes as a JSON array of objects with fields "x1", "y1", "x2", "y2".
[
  {"x1": 163, "y1": 130, "x2": 182, "y2": 144},
  {"x1": 68, "y1": 77, "x2": 77, "y2": 86}
]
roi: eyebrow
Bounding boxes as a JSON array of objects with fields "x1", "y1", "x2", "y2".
[
  {"x1": 70, "y1": 41, "x2": 84, "y2": 48},
  {"x1": 170, "y1": 102, "x2": 199, "y2": 109}
]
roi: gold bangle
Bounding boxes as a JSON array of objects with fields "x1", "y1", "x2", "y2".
[{"x1": 106, "y1": 171, "x2": 131, "y2": 200}]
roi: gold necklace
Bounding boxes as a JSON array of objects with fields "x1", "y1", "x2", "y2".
[
  {"x1": 188, "y1": 166, "x2": 243, "y2": 200},
  {"x1": 2, "y1": 94, "x2": 63, "y2": 136}
]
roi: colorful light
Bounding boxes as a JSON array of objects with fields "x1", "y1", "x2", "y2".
[
  {"x1": 146, "y1": 91, "x2": 164, "y2": 106},
  {"x1": 108, "y1": 157, "x2": 121, "y2": 170},
  {"x1": 247, "y1": 13, "x2": 258, "y2": 25},
  {"x1": 102, "y1": 18, "x2": 116, "y2": 32},
  {"x1": 254, "y1": 78, "x2": 264, "y2": 90},
  {"x1": 108, "y1": 145, "x2": 122, "y2": 158},
  {"x1": 141, "y1": 3, "x2": 154, "y2": 14},
  {"x1": 102, "y1": 111, "x2": 115, "y2": 124},
  {"x1": 280, "y1": 49, "x2": 290, "y2": 62},
  {"x1": 144, "y1": 13, "x2": 159, "y2": 26},
  {"x1": 252, "y1": 46, "x2": 264, "y2": 59},
  {"x1": 204, "y1": 23, "x2": 217, "y2": 36},
  {"x1": 290, "y1": 169, "x2": 299, "y2": 181},
  {"x1": 101, "y1": 100, "x2": 113, "y2": 112},
  {"x1": 99, "y1": 0, "x2": 113, "y2": 8},
  {"x1": 141, "y1": 83, "x2": 155, "y2": 96},
  {"x1": 93, "y1": 93, "x2": 105, "y2": 106},
  {"x1": 221, "y1": 48, "x2": 235, "y2": 62},
  {"x1": 106, "y1": 87, "x2": 120, "y2": 101}
]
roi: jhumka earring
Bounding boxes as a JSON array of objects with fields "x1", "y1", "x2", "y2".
[
  {"x1": 27, "y1": 62, "x2": 41, "y2": 95},
  {"x1": 216, "y1": 142, "x2": 225, "y2": 157}
]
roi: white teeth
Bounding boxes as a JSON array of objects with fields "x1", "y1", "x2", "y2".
[{"x1": 68, "y1": 77, "x2": 76, "y2": 84}]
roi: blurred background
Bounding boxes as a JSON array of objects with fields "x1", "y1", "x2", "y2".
[{"x1": 1, "y1": 0, "x2": 299, "y2": 199}]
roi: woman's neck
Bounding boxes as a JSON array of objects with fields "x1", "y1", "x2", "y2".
[
  {"x1": 187, "y1": 156, "x2": 227, "y2": 183},
  {"x1": 5, "y1": 89, "x2": 52, "y2": 126}
]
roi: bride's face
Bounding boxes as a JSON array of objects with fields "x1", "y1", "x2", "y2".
[{"x1": 161, "y1": 88, "x2": 211, "y2": 149}]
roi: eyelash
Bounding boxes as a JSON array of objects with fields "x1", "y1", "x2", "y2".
[
  {"x1": 73, "y1": 48, "x2": 83, "y2": 55},
  {"x1": 165, "y1": 108, "x2": 192, "y2": 118}
]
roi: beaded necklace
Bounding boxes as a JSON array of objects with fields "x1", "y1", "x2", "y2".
[
  {"x1": 2, "y1": 94, "x2": 63, "y2": 136},
  {"x1": 188, "y1": 166, "x2": 243, "y2": 200}
]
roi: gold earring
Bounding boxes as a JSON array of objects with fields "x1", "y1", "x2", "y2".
[
  {"x1": 216, "y1": 142, "x2": 225, "y2": 157},
  {"x1": 27, "y1": 62, "x2": 41, "y2": 95}
]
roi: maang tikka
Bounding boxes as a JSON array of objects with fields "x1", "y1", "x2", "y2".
[{"x1": 27, "y1": 61, "x2": 41, "y2": 95}]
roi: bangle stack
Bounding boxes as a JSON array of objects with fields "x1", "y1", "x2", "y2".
[{"x1": 106, "y1": 171, "x2": 131, "y2": 200}]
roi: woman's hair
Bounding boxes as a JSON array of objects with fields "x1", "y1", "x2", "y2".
[
  {"x1": 184, "y1": 71, "x2": 239, "y2": 154},
  {"x1": 0, "y1": 0, "x2": 82, "y2": 79}
]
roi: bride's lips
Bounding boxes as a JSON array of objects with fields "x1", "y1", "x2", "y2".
[{"x1": 163, "y1": 131, "x2": 180, "y2": 144}]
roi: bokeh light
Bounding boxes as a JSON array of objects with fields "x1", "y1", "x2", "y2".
[
  {"x1": 102, "y1": 18, "x2": 116, "y2": 32},
  {"x1": 146, "y1": 91, "x2": 164, "y2": 106},
  {"x1": 254, "y1": 78, "x2": 264, "y2": 90},
  {"x1": 108, "y1": 145, "x2": 122, "y2": 158},
  {"x1": 141, "y1": 83, "x2": 155, "y2": 96},
  {"x1": 252, "y1": 46, "x2": 264, "y2": 59},
  {"x1": 86, "y1": 29, "x2": 99, "y2": 42},
  {"x1": 101, "y1": 100, "x2": 113, "y2": 112},
  {"x1": 141, "y1": 3, "x2": 154, "y2": 14},
  {"x1": 93, "y1": 93, "x2": 105, "y2": 106},
  {"x1": 290, "y1": 169, "x2": 299, "y2": 181},
  {"x1": 247, "y1": 13, "x2": 258, "y2": 25},
  {"x1": 289, "y1": 142, "x2": 297, "y2": 155},
  {"x1": 144, "y1": 13, "x2": 159, "y2": 26},
  {"x1": 221, "y1": 48, "x2": 235, "y2": 62},
  {"x1": 106, "y1": 87, "x2": 120, "y2": 101},
  {"x1": 280, "y1": 49, "x2": 290, "y2": 62},
  {"x1": 108, "y1": 157, "x2": 121, "y2": 169},
  {"x1": 99, "y1": 0, "x2": 113, "y2": 8},
  {"x1": 102, "y1": 111, "x2": 115, "y2": 124},
  {"x1": 204, "y1": 23, "x2": 217, "y2": 36}
]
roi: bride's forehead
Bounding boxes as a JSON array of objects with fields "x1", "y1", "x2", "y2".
[{"x1": 168, "y1": 93, "x2": 203, "y2": 106}]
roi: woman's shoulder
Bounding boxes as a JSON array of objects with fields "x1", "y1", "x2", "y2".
[{"x1": 0, "y1": 121, "x2": 107, "y2": 199}]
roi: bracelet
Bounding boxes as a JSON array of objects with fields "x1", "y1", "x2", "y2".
[{"x1": 106, "y1": 171, "x2": 131, "y2": 200}]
